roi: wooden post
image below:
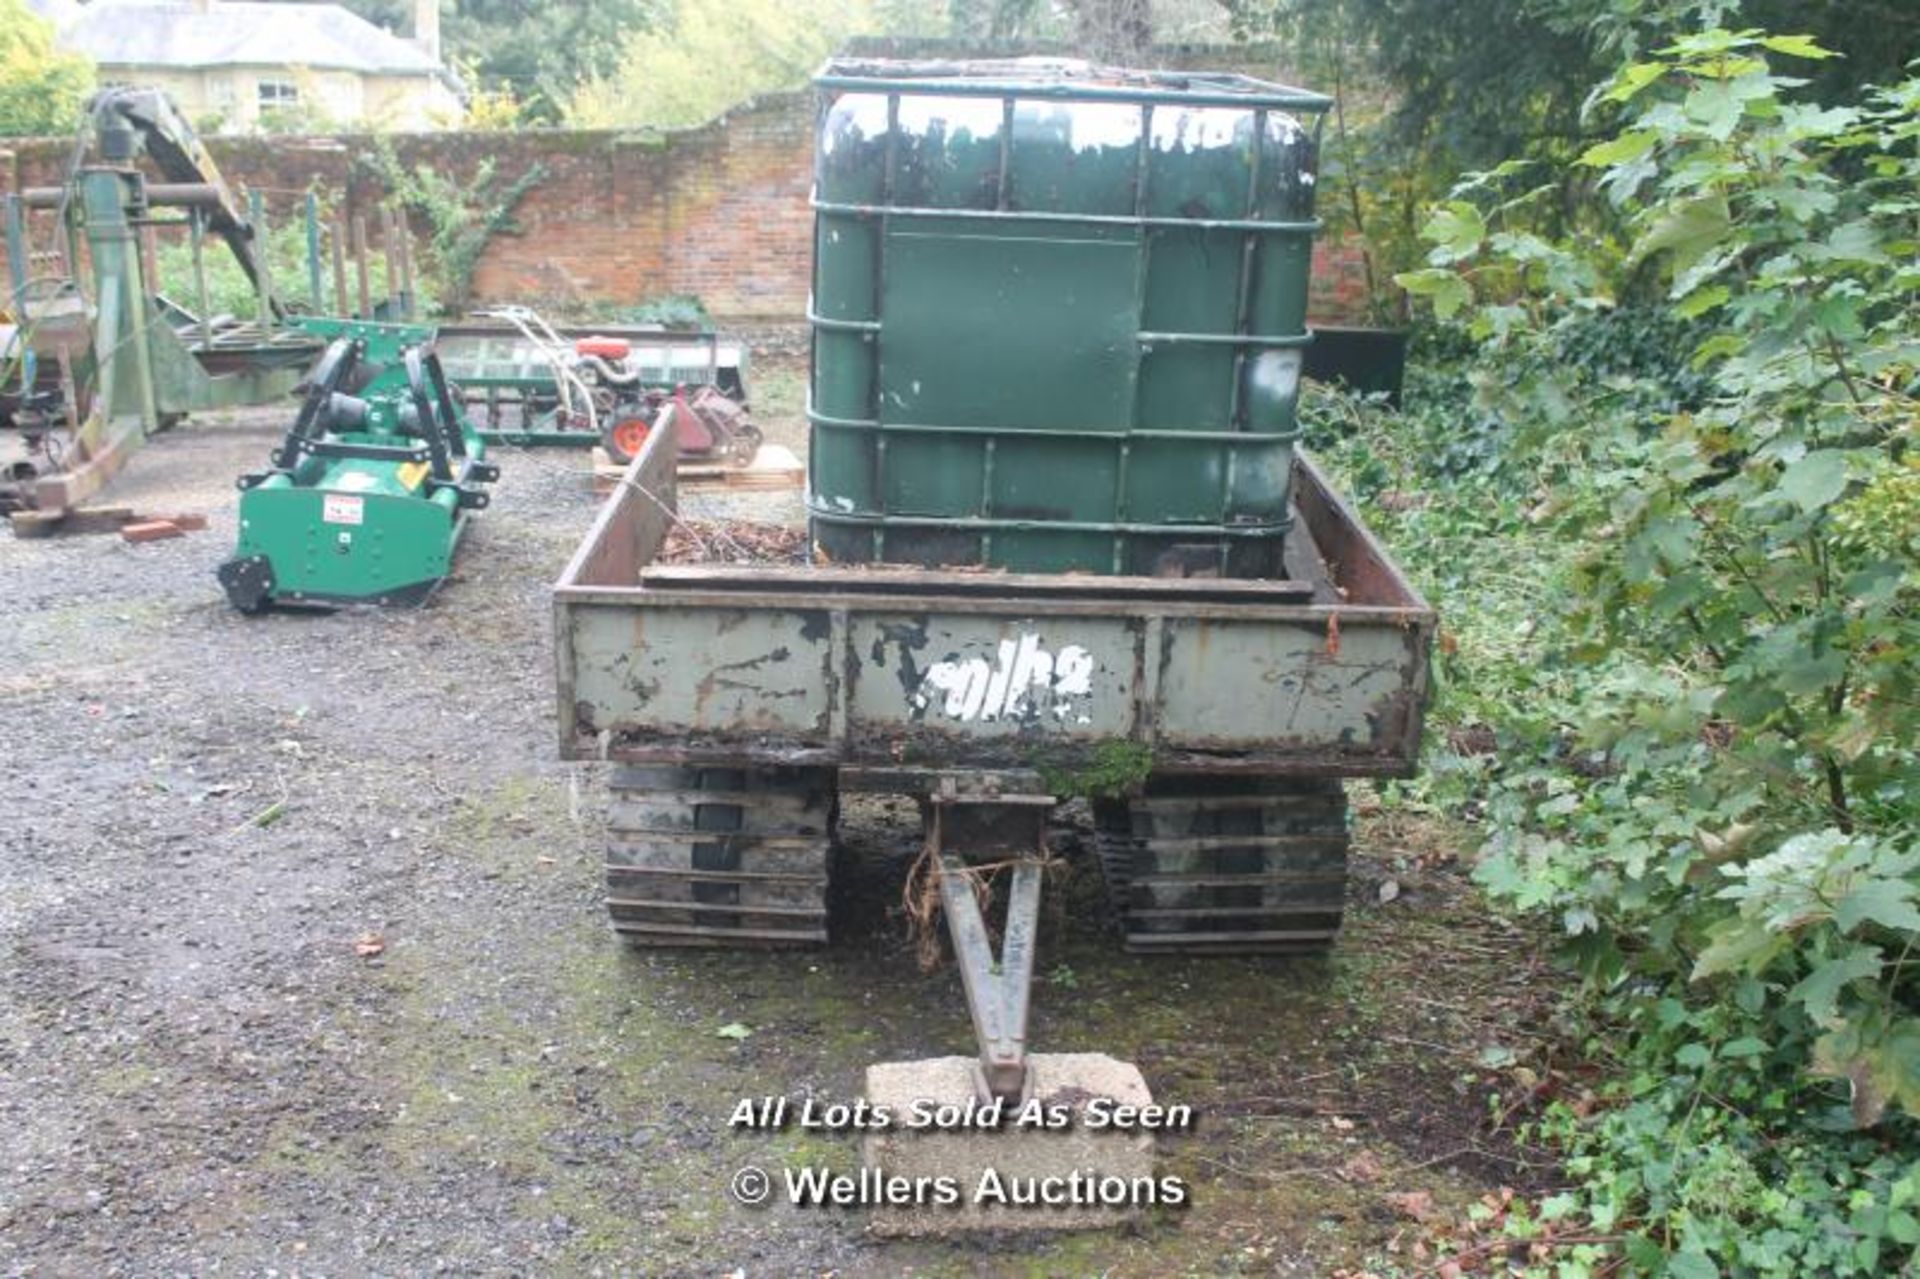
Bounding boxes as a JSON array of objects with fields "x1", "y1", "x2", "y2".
[
  {"x1": 2, "y1": 194, "x2": 28, "y2": 393},
  {"x1": 329, "y1": 221, "x2": 349, "y2": 316},
  {"x1": 249, "y1": 189, "x2": 274, "y2": 330},
  {"x1": 380, "y1": 205, "x2": 399, "y2": 313},
  {"x1": 351, "y1": 214, "x2": 370, "y2": 318},
  {"x1": 396, "y1": 216, "x2": 416, "y2": 318},
  {"x1": 190, "y1": 210, "x2": 212, "y2": 348},
  {"x1": 305, "y1": 191, "x2": 323, "y2": 312}
]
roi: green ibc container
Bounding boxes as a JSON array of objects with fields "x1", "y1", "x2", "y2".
[{"x1": 808, "y1": 58, "x2": 1331, "y2": 576}]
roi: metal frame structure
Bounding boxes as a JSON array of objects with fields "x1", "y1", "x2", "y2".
[{"x1": 2, "y1": 87, "x2": 416, "y2": 518}]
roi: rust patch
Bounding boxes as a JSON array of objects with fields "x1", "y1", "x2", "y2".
[{"x1": 692, "y1": 646, "x2": 797, "y2": 719}]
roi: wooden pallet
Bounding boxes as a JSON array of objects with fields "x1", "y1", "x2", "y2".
[{"x1": 589, "y1": 443, "x2": 803, "y2": 495}]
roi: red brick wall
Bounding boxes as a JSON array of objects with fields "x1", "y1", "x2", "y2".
[
  {"x1": 2, "y1": 89, "x2": 1376, "y2": 325},
  {"x1": 1310, "y1": 231, "x2": 1381, "y2": 326},
  {"x1": 0, "y1": 92, "x2": 817, "y2": 322}
]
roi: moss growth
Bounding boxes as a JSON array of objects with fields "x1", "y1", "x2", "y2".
[
  {"x1": 88, "y1": 1058, "x2": 160, "y2": 1100},
  {"x1": 1035, "y1": 740, "x2": 1156, "y2": 800}
]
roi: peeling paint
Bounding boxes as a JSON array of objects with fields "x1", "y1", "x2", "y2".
[{"x1": 913, "y1": 631, "x2": 1095, "y2": 726}]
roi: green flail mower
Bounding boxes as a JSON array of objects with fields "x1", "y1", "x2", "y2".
[{"x1": 217, "y1": 336, "x2": 498, "y2": 612}]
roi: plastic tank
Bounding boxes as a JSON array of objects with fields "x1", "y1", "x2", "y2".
[{"x1": 809, "y1": 58, "x2": 1330, "y2": 576}]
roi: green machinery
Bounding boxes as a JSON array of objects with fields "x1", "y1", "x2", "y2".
[
  {"x1": 294, "y1": 310, "x2": 760, "y2": 465},
  {"x1": 2, "y1": 87, "x2": 329, "y2": 516},
  {"x1": 217, "y1": 334, "x2": 497, "y2": 611}
]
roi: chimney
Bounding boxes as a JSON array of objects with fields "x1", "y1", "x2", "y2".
[{"x1": 413, "y1": 0, "x2": 440, "y2": 63}]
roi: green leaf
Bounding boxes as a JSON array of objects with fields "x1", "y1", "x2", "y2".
[
  {"x1": 1564, "y1": 905, "x2": 1599, "y2": 935},
  {"x1": 1778, "y1": 450, "x2": 1849, "y2": 512},
  {"x1": 1760, "y1": 34, "x2": 1838, "y2": 60},
  {"x1": 1423, "y1": 201, "x2": 1487, "y2": 260},
  {"x1": 1691, "y1": 332, "x2": 1745, "y2": 366},
  {"x1": 1675, "y1": 1042, "x2": 1713, "y2": 1069},
  {"x1": 1835, "y1": 880, "x2": 1920, "y2": 935},
  {"x1": 1630, "y1": 194, "x2": 1731, "y2": 276},
  {"x1": 1863, "y1": 1020, "x2": 1920, "y2": 1124},
  {"x1": 1668, "y1": 1247, "x2": 1721, "y2": 1279},
  {"x1": 1814, "y1": 220, "x2": 1890, "y2": 265},
  {"x1": 1685, "y1": 78, "x2": 1747, "y2": 140},
  {"x1": 714, "y1": 1021, "x2": 754, "y2": 1040},
  {"x1": 1579, "y1": 130, "x2": 1659, "y2": 169},
  {"x1": 1693, "y1": 917, "x2": 1789, "y2": 980},
  {"x1": 1603, "y1": 60, "x2": 1670, "y2": 103},
  {"x1": 1674, "y1": 284, "x2": 1730, "y2": 319},
  {"x1": 1789, "y1": 945, "x2": 1882, "y2": 1027},
  {"x1": 1395, "y1": 268, "x2": 1472, "y2": 321}
]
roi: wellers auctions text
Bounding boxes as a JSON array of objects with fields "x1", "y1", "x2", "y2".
[
  {"x1": 729, "y1": 1094, "x2": 1196, "y2": 1133},
  {"x1": 787, "y1": 1166, "x2": 1189, "y2": 1209}
]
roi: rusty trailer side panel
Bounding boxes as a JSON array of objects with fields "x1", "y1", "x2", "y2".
[{"x1": 555, "y1": 427, "x2": 1433, "y2": 776}]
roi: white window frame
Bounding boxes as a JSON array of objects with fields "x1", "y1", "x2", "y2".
[{"x1": 256, "y1": 79, "x2": 300, "y2": 109}]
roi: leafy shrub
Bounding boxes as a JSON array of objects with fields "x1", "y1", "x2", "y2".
[
  {"x1": 614, "y1": 294, "x2": 712, "y2": 330},
  {"x1": 1357, "y1": 25, "x2": 1917, "y2": 1274},
  {"x1": 0, "y1": 0, "x2": 93, "y2": 137}
]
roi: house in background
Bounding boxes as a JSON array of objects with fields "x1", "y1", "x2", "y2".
[{"x1": 27, "y1": 0, "x2": 461, "y2": 132}]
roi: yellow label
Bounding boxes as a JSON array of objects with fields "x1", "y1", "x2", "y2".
[{"x1": 395, "y1": 460, "x2": 430, "y2": 492}]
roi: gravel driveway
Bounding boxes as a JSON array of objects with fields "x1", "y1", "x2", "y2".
[{"x1": 0, "y1": 405, "x2": 1550, "y2": 1277}]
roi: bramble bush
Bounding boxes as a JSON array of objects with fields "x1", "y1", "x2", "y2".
[{"x1": 1319, "y1": 25, "x2": 1917, "y2": 1276}]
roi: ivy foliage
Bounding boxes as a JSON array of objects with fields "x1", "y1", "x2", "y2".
[
  {"x1": 1408, "y1": 28, "x2": 1920, "y2": 1123},
  {"x1": 1316, "y1": 23, "x2": 1919, "y2": 1274},
  {"x1": 363, "y1": 139, "x2": 543, "y2": 314}
]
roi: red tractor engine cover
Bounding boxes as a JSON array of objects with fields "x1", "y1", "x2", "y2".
[{"x1": 574, "y1": 336, "x2": 632, "y2": 361}]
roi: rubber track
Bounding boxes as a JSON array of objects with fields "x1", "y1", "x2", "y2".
[
  {"x1": 604, "y1": 764, "x2": 836, "y2": 948},
  {"x1": 1093, "y1": 779, "x2": 1350, "y2": 954}
]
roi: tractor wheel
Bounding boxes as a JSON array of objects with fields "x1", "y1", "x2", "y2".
[
  {"x1": 216, "y1": 555, "x2": 277, "y2": 615},
  {"x1": 603, "y1": 764, "x2": 838, "y2": 948},
  {"x1": 601, "y1": 411, "x2": 652, "y2": 465},
  {"x1": 1093, "y1": 777, "x2": 1349, "y2": 954}
]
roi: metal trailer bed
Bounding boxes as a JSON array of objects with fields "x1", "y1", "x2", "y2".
[
  {"x1": 555, "y1": 427, "x2": 1432, "y2": 781},
  {"x1": 553, "y1": 417, "x2": 1432, "y2": 1099}
]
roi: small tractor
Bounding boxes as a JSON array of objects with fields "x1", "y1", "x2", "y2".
[
  {"x1": 461, "y1": 306, "x2": 762, "y2": 465},
  {"x1": 217, "y1": 335, "x2": 497, "y2": 611}
]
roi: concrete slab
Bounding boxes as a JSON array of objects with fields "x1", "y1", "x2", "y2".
[{"x1": 862, "y1": 1053, "x2": 1166, "y2": 1236}]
